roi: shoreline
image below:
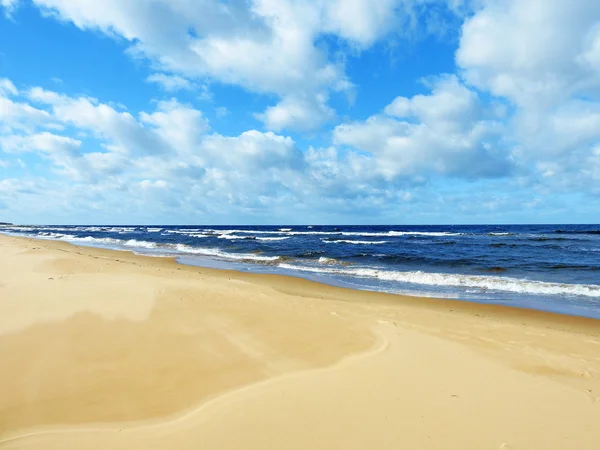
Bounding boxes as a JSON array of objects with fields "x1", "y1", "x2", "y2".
[
  {"x1": 4, "y1": 231, "x2": 600, "y2": 323},
  {"x1": 1, "y1": 233, "x2": 600, "y2": 449}
]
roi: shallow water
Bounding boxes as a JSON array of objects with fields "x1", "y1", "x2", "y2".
[{"x1": 4, "y1": 224, "x2": 600, "y2": 319}]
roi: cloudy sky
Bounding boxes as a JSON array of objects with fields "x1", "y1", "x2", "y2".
[{"x1": 1, "y1": 0, "x2": 599, "y2": 225}]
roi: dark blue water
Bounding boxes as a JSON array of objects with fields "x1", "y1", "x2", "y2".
[{"x1": 3, "y1": 224, "x2": 600, "y2": 318}]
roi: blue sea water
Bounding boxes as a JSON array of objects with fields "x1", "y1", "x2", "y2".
[{"x1": 3, "y1": 224, "x2": 600, "y2": 319}]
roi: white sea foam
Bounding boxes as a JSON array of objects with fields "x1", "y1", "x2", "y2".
[
  {"x1": 37, "y1": 232, "x2": 76, "y2": 239},
  {"x1": 147, "y1": 228, "x2": 163, "y2": 232},
  {"x1": 323, "y1": 239, "x2": 388, "y2": 245},
  {"x1": 100, "y1": 227, "x2": 137, "y2": 233},
  {"x1": 256, "y1": 236, "x2": 290, "y2": 241},
  {"x1": 292, "y1": 230, "x2": 459, "y2": 237},
  {"x1": 173, "y1": 244, "x2": 279, "y2": 262},
  {"x1": 194, "y1": 228, "x2": 460, "y2": 238},
  {"x1": 217, "y1": 234, "x2": 256, "y2": 240},
  {"x1": 67, "y1": 236, "x2": 123, "y2": 246},
  {"x1": 277, "y1": 264, "x2": 600, "y2": 298},
  {"x1": 124, "y1": 239, "x2": 157, "y2": 249},
  {"x1": 318, "y1": 257, "x2": 338, "y2": 264},
  {"x1": 165, "y1": 229, "x2": 202, "y2": 234},
  {"x1": 203, "y1": 229, "x2": 281, "y2": 235}
]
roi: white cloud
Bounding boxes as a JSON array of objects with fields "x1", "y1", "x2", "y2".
[
  {"x1": 256, "y1": 94, "x2": 336, "y2": 131},
  {"x1": 0, "y1": 95, "x2": 52, "y2": 133},
  {"x1": 140, "y1": 99, "x2": 210, "y2": 154},
  {"x1": 334, "y1": 75, "x2": 512, "y2": 180},
  {"x1": 215, "y1": 106, "x2": 229, "y2": 118},
  {"x1": 28, "y1": 87, "x2": 164, "y2": 156},
  {"x1": 146, "y1": 73, "x2": 194, "y2": 92},
  {"x1": 383, "y1": 96, "x2": 411, "y2": 117},
  {"x1": 457, "y1": 0, "x2": 600, "y2": 108},
  {"x1": 321, "y1": 0, "x2": 401, "y2": 47},
  {"x1": 0, "y1": 0, "x2": 19, "y2": 16},
  {"x1": 1, "y1": 76, "x2": 438, "y2": 222},
  {"x1": 456, "y1": 0, "x2": 600, "y2": 187},
  {"x1": 0, "y1": 78, "x2": 18, "y2": 96},
  {"x1": 26, "y1": 0, "x2": 414, "y2": 131},
  {"x1": 1, "y1": 131, "x2": 80, "y2": 153}
]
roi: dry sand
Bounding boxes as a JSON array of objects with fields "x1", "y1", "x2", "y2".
[{"x1": 0, "y1": 233, "x2": 599, "y2": 449}]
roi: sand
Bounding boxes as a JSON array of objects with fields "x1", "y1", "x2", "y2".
[{"x1": 0, "y1": 233, "x2": 599, "y2": 449}]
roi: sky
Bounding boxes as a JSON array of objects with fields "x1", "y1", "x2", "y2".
[{"x1": 0, "y1": 0, "x2": 599, "y2": 225}]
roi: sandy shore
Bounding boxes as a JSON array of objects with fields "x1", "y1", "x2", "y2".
[{"x1": 1, "y1": 234, "x2": 599, "y2": 449}]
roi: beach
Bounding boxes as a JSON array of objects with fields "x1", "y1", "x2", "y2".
[{"x1": 1, "y1": 233, "x2": 600, "y2": 449}]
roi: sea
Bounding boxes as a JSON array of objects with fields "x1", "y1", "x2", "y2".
[{"x1": 3, "y1": 224, "x2": 600, "y2": 319}]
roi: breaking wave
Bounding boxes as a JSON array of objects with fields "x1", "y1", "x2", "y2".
[{"x1": 278, "y1": 264, "x2": 600, "y2": 298}]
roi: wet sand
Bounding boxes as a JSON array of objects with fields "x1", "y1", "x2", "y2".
[{"x1": 1, "y1": 234, "x2": 599, "y2": 449}]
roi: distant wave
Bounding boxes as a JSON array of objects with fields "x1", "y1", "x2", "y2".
[
  {"x1": 256, "y1": 236, "x2": 290, "y2": 241},
  {"x1": 21, "y1": 231, "x2": 279, "y2": 263},
  {"x1": 323, "y1": 239, "x2": 388, "y2": 245},
  {"x1": 554, "y1": 229, "x2": 600, "y2": 235},
  {"x1": 529, "y1": 237, "x2": 569, "y2": 242},
  {"x1": 200, "y1": 229, "x2": 460, "y2": 238},
  {"x1": 217, "y1": 234, "x2": 257, "y2": 240},
  {"x1": 278, "y1": 264, "x2": 600, "y2": 298},
  {"x1": 165, "y1": 229, "x2": 202, "y2": 234},
  {"x1": 172, "y1": 244, "x2": 279, "y2": 262}
]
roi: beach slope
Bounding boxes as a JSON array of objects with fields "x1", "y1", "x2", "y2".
[{"x1": 1, "y1": 234, "x2": 599, "y2": 449}]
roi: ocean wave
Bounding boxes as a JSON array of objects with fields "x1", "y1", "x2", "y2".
[
  {"x1": 256, "y1": 236, "x2": 290, "y2": 241},
  {"x1": 203, "y1": 229, "x2": 281, "y2": 235},
  {"x1": 322, "y1": 230, "x2": 459, "y2": 237},
  {"x1": 165, "y1": 229, "x2": 202, "y2": 234},
  {"x1": 555, "y1": 229, "x2": 600, "y2": 235},
  {"x1": 529, "y1": 237, "x2": 569, "y2": 242},
  {"x1": 318, "y1": 257, "x2": 337, "y2": 264},
  {"x1": 200, "y1": 229, "x2": 460, "y2": 238},
  {"x1": 323, "y1": 239, "x2": 388, "y2": 245},
  {"x1": 37, "y1": 232, "x2": 76, "y2": 239},
  {"x1": 67, "y1": 236, "x2": 123, "y2": 246},
  {"x1": 317, "y1": 256, "x2": 353, "y2": 266},
  {"x1": 217, "y1": 234, "x2": 257, "y2": 240},
  {"x1": 172, "y1": 244, "x2": 279, "y2": 262},
  {"x1": 488, "y1": 232, "x2": 513, "y2": 236},
  {"x1": 124, "y1": 239, "x2": 157, "y2": 249},
  {"x1": 102, "y1": 227, "x2": 137, "y2": 233},
  {"x1": 277, "y1": 264, "x2": 600, "y2": 298},
  {"x1": 147, "y1": 228, "x2": 163, "y2": 232}
]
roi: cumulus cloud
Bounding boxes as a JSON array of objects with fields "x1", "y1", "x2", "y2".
[
  {"x1": 256, "y1": 94, "x2": 336, "y2": 132},
  {"x1": 0, "y1": 86, "x2": 53, "y2": 133},
  {"x1": 334, "y1": 76, "x2": 513, "y2": 180},
  {"x1": 0, "y1": 76, "x2": 469, "y2": 223},
  {"x1": 3, "y1": 1, "x2": 600, "y2": 222},
  {"x1": 457, "y1": 0, "x2": 600, "y2": 108},
  {"x1": 146, "y1": 73, "x2": 194, "y2": 92},
  {"x1": 0, "y1": 78, "x2": 18, "y2": 96},
  {"x1": 0, "y1": 0, "x2": 19, "y2": 16},
  {"x1": 17, "y1": 0, "x2": 428, "y2": 131},
  {"x1": 457, "y1": 0, "x2": 600, "y2": 187},
  {"x1": 0, "y1": 79, "x2": 312, "y2": 219}
]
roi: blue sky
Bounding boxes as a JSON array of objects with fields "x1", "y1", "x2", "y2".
[{"x1": 1, "y1": 0, "x2": 599, "y2": 225}]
